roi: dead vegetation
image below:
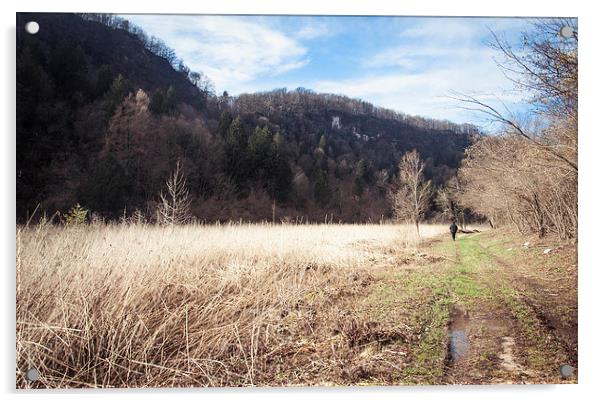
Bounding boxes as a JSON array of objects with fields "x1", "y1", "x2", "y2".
[{"x1": 16, "y1": 222, "x2": 448, "y2": 388}]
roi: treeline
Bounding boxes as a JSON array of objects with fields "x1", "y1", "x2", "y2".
[
  {"x1": 233, "y1": 88, "x2": 480, "y2": 135},
  {"x1": 455, "y1": 19, "x2": 578, "y2": 239}
]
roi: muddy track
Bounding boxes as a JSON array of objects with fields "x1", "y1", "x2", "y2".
[
  {"x1": 478, "y1": 240, "x2": 578, "y2": 366},
  {"x1": 443, "y1": 302, "x2": 535, "y2": 384},
  {"x1": 442, "y1": 235, "x2": 576, "y2": 384},
  {"x1": 443, "y1": 238, "x2": 527, "y2": 384}
]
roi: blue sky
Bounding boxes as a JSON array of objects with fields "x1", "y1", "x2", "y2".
[{"x1": 122, "y1": 15, "x2": 544, "y2": 127}]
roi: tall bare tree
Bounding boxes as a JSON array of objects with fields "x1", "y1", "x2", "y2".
[
  {"x1": 389, "y1": 150, "x2": 433, "y2": 235},
  {"x1": 435, "y1": 176, "x2": 466, "y2": 229},
  {"x1": 450, "y1": 19, "x2": 577, "y2": 173},
  {"x1": 157, "y1": 161, "x2": 192, "y2": 225}
]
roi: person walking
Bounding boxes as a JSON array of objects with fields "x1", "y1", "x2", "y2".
[{"x1": 450, "y1": 221, "x2": 458, "y2": 241}]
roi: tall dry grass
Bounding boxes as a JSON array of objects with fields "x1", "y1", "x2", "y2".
[{"x1": 16, "y1": 222, "x2": 448, "y2": 388}]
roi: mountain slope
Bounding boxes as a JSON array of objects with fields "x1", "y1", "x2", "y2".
[{"x1": 16, "y1": 13, "x2": 478, "y2": 223}]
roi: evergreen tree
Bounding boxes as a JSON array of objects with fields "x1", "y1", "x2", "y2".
[
  {"x1": 272, "y1": 132, "x2": 284, "y2": 149},
  {"x1": 106, "y1": 74, "x2": 130, "y2": 112},
  {"x1": 79, "y1": 154, "x2": 133, "y2": 217},
  {"x1": 224, "y1": 117, "x2": 248, "y2": 184},
  {"x1": 218, "y1": 111, "x2": 233, "y2": 138},
  {"x1": 353, "y1": 159, "x2": 367, "y2": 196},
  {"x1": 94, "y1": 65, "x2": 113, "y2": 98},
  {"x1": 270, "y1": 154, "x2": 293, "y2": 202},
  {"x1": 267, "y1": 133, "x2": 292, "y2": 202},
  {"x1": 149, "y1": 89, "x2": 165, "y2": 115},
  {"x1": 313, "y1": 168, "x2": 331, "y2": 205},
  {"x1": 248, "y1": 126, "x2": 271, "y2": 174},
  {"x1": 165, "y1": 86, "x2": 176, "y2": 114}
]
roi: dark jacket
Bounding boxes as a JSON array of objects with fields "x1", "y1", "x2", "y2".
[{"x1": 450, "y1": 223, "x2": 458, "y2": 233}]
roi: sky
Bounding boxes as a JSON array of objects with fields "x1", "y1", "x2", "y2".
[{"x1": 122, "y1": 14, "x2": 543, "y2": 127}]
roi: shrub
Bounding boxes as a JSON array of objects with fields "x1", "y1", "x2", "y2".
[{"x1": 64, "y1": 203, "x2": 88, "y2": 225}]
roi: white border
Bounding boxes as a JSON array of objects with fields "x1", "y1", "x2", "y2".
[
  {"x1": 2, "y1": 1, "x2": 599, "y2": 401},
  {"x1": 7, "y1": 0, "x2": 580, "y2": 17}
]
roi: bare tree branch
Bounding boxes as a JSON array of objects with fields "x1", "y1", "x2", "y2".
[{"x1": 448, "y1": 91, "x2": 577, "y2": 172}]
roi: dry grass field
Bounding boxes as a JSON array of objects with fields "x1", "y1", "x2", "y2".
[{"x1": 16, "y1": 222, "x2": 448, "y2": 388}]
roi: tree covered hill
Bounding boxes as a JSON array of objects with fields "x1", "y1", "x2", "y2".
[{"x1": 17, "y1": 13, "x2": 480, "y2": 223}]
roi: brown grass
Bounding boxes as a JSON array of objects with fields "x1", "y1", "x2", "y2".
[{"x1": 16, "y1": 222, "x2": 448, "y2": 388}]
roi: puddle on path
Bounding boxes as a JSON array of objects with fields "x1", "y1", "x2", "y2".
[{"x1": 448, "y1": 305, "x2": 470, "y2": 363}]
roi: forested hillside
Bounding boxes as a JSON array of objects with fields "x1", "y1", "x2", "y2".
[{"x1": 16, "y1": 13, "x2": 479, "y2": 223}]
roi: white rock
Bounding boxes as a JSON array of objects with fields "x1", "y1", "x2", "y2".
[
  {"x1": 331, "y1": 116, "x2": 341, "y2": 129},
  {"x1": 543, "y1": 248, "x2": 553, "y2": 254}
]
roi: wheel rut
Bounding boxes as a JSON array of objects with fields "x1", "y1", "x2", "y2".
[{"x1": 443, "y1": 237, "x2": 539, "y2": 384}]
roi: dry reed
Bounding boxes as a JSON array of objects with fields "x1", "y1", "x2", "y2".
[{"x1": 16, "y1": 222, "x2": 447, "y2": 388}]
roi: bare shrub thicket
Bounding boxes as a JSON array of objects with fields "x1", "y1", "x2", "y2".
[
  {"x1": 389, "y1": 150, "x2": 433, "y2": 234},
  {"x1": 459, "y1": 134, "x2": 577, "y2": 238},
  {"x1": 457, "y1": 19, "x2": 577, "y2": 239},
  {"x1": 16, "y1": 223, "x2": 448, "y2": 388}
]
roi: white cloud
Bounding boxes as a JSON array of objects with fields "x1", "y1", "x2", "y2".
[
  {"x1": 123, "y1": 15, "x2": 533, "y2": 124},
  {"x1": 295, "y1": 21, "x2": 332, "y2": 39},
  {"x1": 400, "y1": 17, "x2": 530, "y2": 44},
  {"x1": 363, "y1": 45, "x2": 492, "y2": 69},
  {"x1": 364, "y1": 18, "x2": 505, "y2": 70},
  {"x1": 401, "y1": 18, "x2": 481, "y2": 44},
  {"x1": 348, "y1": 18, "x2": 532, "y2": 123},
  {"x1": 313, "y1": 56, "x2": 524, "y2": 123},
  {"x1": 124, "y1": 15, "x2": 309, "y2": 94}
]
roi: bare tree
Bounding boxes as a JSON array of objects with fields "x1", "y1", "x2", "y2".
[
  {"x1": 489, "y1": 19, "x2": 577, "y2": 120},
  {"x1": 449, "y1": 19, "x2": 577, "y2": 172},
  {"x1": 435, "y1": 176, "x2": 466, "y2": 229},
  {"x1": 389, "y1": 150, "x2": 433, "y2": 235},
  {"x1": 157, "y1": 161, "x2": 192, "y2": 225}
]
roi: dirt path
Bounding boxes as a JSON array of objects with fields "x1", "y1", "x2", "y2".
[
  {"x1": 481, "y1": 241, "x2": 578, "y2": 366},
  {"x1": 436, "y1": 233, "x2": 577, "y2": 384},
  {"x1": 341, "y1": 230, "x2": 577, "y2": 385},
  {"x1": 250, "y1": 230, "x2": 577, "y2": 386}
]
